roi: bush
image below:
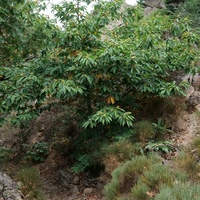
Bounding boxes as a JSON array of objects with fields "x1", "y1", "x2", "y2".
[
  {"x1": 155, "y1": 182, "x2": 200, "y2": 200},
  {"x1": 26, "y1": 142, "x2": 49, "y2": 163},
  {"x1": 102, "y1": 140, "x2": 141, "y2": 174},
  {"x1": 0, "y1": 147, "x2": 13, "y2": 163},
  {"x1": 15, "y1": 167, "x2": 44, "y2": 200},
  {"x1": 131, "y1": 163, "x2": 175, "y2": 199},
  {"x1": 104, "y1": 154, "x2": 160, "y2": 200},
  {"x1": 175, "y1": 151, "x2": 200, "y2": 181}
]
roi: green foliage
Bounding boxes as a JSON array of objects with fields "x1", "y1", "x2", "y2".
[
  {"x1": 175, "y1": 151, "x2": 200, "y2": 181},
  {"x1": 82, "y1": 106, "x2": 134, "y2": 128},
  {"x1": 144, "y1": 140, "x2": 174, "y2": 153},
  {"x1": 104, "y1": 152, "x2": 191, "y2": 200},
  {"x1": 0, "y1": 147, "x2": 13, "y2": 163},
  {"x1": 71, "y1": 154, "x2": 92, "y2": 173},
  {"x1": 26, "y1": 142, "x2": 49, "y2": 162},
  {"x1": 176, "y1": 0, "x2": 200, "y2": 30},
  {"x1": 152, "y1": 118, "x2": 172, "y2": 136},
  {"x1": 102, "y1": 140, "x2": 141, "y2": 162},
  {"x1": 140, "y1": 163, "x2": 174, "y2": 189},
  {"x1": 1, "y1": 0, "x2": 199, "y2": 128},
  {"x1": 131, "y1": 182, "x2": 150, "y2": 200},
  {"x1": 15, "y1": 167, "x2": 44, "y2": 200},
  {"x1": 131, "y1": 163, "x2": 174, "y2": 199},
  {"x1": 0, "y1": 0, "x2": 200, "y2": 178},
  {"x1": 155, "y1": 182, "x2": 200, "y2": 200},
  {"x1": 104, "y1": 154, "x2": 160, "y2": 200}
]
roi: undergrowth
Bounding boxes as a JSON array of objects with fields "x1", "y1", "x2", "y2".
[{"x1": 15, "y1": 167, "x2": 44, "y2": 200}]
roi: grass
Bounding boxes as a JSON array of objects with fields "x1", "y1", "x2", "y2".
[
  {"x1": 174, "y1": 151, "x2": 200, "y2": 181},
  {"x1": 155, "y1": 182, "x2": 200, "y2": 200},
  {"x1": 133, "y1": 121, "x2": 156, "y2": 143},
  {"x1": 104, "y1": 154, "x2": 160, "y2": 200},
  {"x1": 15, "y1": 167, "x2": 45, "y2": 200}
]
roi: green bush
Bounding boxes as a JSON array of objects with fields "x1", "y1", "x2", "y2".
[
  {"x1": 104, "y1": 154, "x2": 160, "y2": 200},
  {"x1": 176, "y1": 0, "x2": 200, "y2": 30},
  {"x1": 102, "y1": 140, "x2": 141, "y2": 174},
  {"x1": 103, "y1": 140, "x2": 141, "y2": 162},
  {"x1": 144, "y1": 140, "x2": 174, "y2": 154},
  {"x1": 155, "y1": 182, "x2": 200, "y2": 200},
  {"x1": 131, "y1": 182, "x2": 150, "y2": 200},
  {"x1": 26, "y1": 142, "x2": 49, "y2": 163},
  {"x1": 131, "y1": 163, "x2": 175, "y2": 199},
  {"x1": 175, "y1": 151, "x2": 200, "y2": 181}
]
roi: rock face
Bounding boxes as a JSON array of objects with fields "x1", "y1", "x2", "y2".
[
  {"x1": 0, "y1": 172, "x2": 23, "y2": 200},
  {"x1": 143, "y1": 0, "x2": 165, "y2": 16},
  {"x1": 186, "y1": 91, "x2": 200, "y2": 106}
]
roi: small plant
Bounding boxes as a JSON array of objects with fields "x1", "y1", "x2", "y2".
[
  {"x1": 26, "y1": 142, "x2": 49, "y2": 162},
  {"x1": 152, "y1": 118, "x2": 172, "y2": 136},
  {"x1": 133, "y1": 121, "x2": 156, "y2": 143},
  {"x1": 71, "y1": 154, "x2": 92, "y2": 173},
  {"x1": 102, "y1": 140, "x2": 141, "y2": 174},
  {"x1": 144, "y1": 140, "x2": 174, "y2": 154},
  {"x1": 15, "y1": 167, "x2": 44, "y2": 200},
  {"x1": 0, "y1": 147, "x2": 13, "y2": 163}
]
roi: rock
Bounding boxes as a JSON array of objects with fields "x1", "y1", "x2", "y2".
[
  {"x1": 73, "y1": 175, "x2": 80, "y2": 185},
  {"x1": 0, "y1": 172, "x2": 23, "y2": 200},
  {"x1": 83, "y1": 188, "x2": 94, "y2": 194},
  {"x1": 72, "y1": 185, "x2": 79, "y2": 195},
  {"x1": 186, "y1": 91, "x2": 200, "y2": 106},
  {"x1": 96, "y1": 181, "x2": 104, "y2": 189},
  {"x1": 59, "y1": 170, "x2": 79, "y2": 189}
]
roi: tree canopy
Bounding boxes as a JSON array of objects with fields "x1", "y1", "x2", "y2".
[{"x1": 0, "y1": 0, "x2": 199, "y2": 128}]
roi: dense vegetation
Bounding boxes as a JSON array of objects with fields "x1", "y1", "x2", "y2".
[{"x1": 0, "y1": 0, "x2": 200, "y2": 199}]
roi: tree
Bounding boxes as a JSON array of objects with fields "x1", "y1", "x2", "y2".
[{"x1": 0, "y1": 0, "x2": 199, "y2": 127}]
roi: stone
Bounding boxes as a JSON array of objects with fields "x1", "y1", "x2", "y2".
[
  {"x1": 73, "y1": 175, "x2": 80, "y2": 185},
  {"x1": 0, "y1": 172, "x2": 23, "y2": 200},
  {"x1": 83, "y1": 187, "x2": 94, "y2": 194},
  {"x1": 72, "y1": 185, "x2": 79, "y2": 195},
  {"x1": 186, "y1": 91, "x2": 200, "y2": 106}
]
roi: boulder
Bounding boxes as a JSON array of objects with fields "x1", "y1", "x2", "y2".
[{"x1": 0, "y1": 172, "x2": 23, "y2": 200}]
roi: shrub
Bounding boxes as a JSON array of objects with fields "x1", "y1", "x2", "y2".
[
  {"x1": 133, "y1": 121, "x2": 156, "y2": 143},
  {"x1": 0, "y1": 147, "x2": 13, "y2": 163},
  {"x1": 131, "y1": 163, "x2": 175, "y2": 199},
  {"x1": 144, "y1": 140, "x2": 174, "y2": 154},
  {"x1": 26, "y1": 142, "x2": 49, "y2": 163},
  {"x1": 102, "y1": 140, "x2": 141, "y2": 174},
  {"x1": 15, "y1": 167, "x2": 44, "y2": 200},
  {"x1": 131, "y1": 183, "x2": 150, "y2": 200},
  {"x1": 175, "y1": 151, "x2": 200, "y2": 181},
  {"x1": 155, "y1": 182, "x2": 200, "y2": 200},
  {"x1": 104, "y1": 154, "x2": 160, "y2": 200}
]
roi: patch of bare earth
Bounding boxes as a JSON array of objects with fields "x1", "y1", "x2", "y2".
[{"x1": 37, "y1": 151, "x2": 105, "y2": 200}]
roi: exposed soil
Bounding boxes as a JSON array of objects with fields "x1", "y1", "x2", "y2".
[{"x1": 36, "y1": 151, "x2": 105, "y2": 200}]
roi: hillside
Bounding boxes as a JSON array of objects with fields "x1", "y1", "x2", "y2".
[{"x1": 0, "y1": 0, "x2": 200, "y2": 199}]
